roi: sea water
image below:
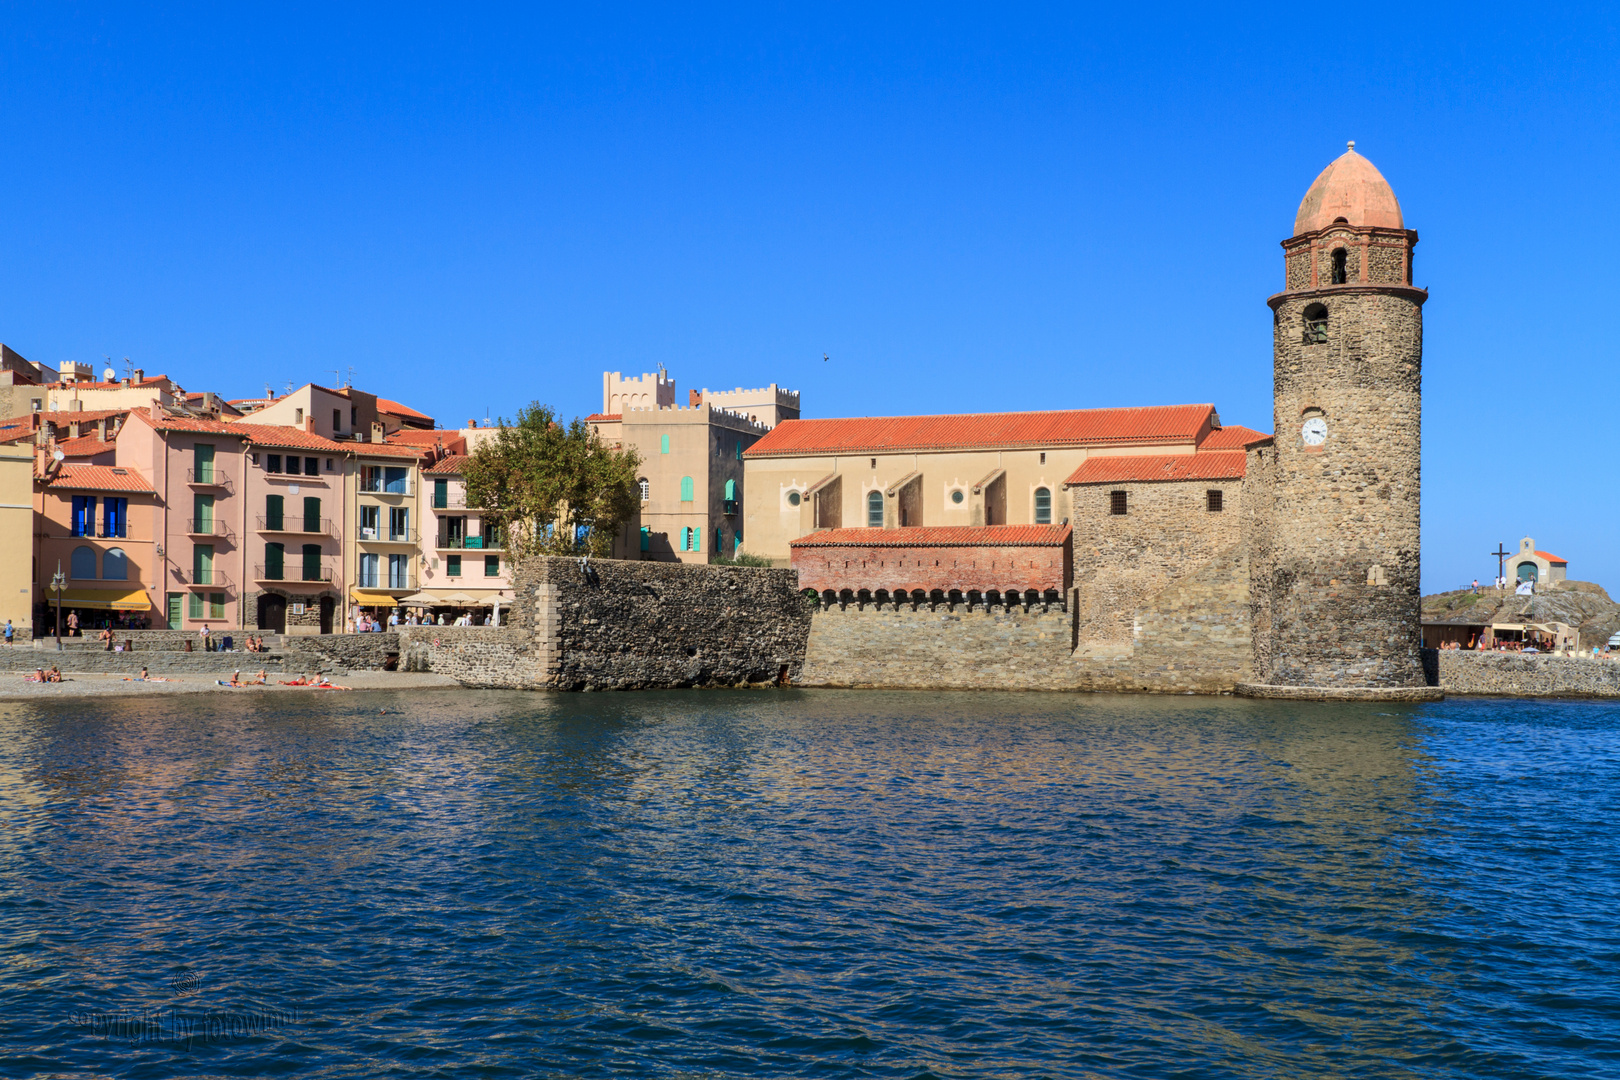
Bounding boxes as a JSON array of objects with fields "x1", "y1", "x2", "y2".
[{"x1": 0, "y1": 690, "x2": 1616, "y2": 1078}]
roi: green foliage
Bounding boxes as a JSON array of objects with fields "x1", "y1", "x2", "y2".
[
  {"x1": 462, "y1": 402, "x2": 641, "y2": 559},
  {"x1": 712, "y1": 552, "x2": 775, "y2": 567}
]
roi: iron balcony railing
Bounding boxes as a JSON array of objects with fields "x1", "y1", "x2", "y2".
[
  {"x1": 257, "y1": 516, "x2": 335, "y2": 535},
  {"x1": 185, "y1": 519, "x2": 234, "y2": 538},
  {"x1": 69, "y1": 526, "x2": 131, "y2": 539},
  {"x1": 357, "y1": 526, "x2": 419, "y2": 543},
  {"x1": 432, "y1": 491, "x2": 482, "y2": 509},
  {"x1": 253, "y1": 562, "x2": 336, "y2": 583},
  {"x1": 722, "y1": 499, "x2": 738, "y2": 516},
  {"x1": 355, "y1": 568, "x2": 419, "y2": 591},
  {"x1": 360, "y1": 477, "x2": 416, "y2": 495},
  {"x1": 436, "y1": 534, "x2": 505, "y2": 550},
  {"x1": 186, "y1": 468, "x2": 232, "y2": 488},
  {"x1": 178, "y1": 568, "x2": 232, "y2": 588}
]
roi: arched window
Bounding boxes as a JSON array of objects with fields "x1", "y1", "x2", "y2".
[
  {"x1": 680, "y1": 476, "x2": 694, "y2": 502},
  {"x1": 867, "y1": 490, "x2": 884, "y2": 527},
  {"x1": 638, "y1": 478, "x2": 649, "y2": 501},
  {"x1": 787, "y1": 490, "x2": 802, "y2": 507},
  {"x1": 1034, "y1": 487, "x2": 1052, "y2": 524},
  {"x1": 723, "y1": 478, "x2": 736, "y2": 500},
  {"x1": 680, "y1": 527, "x2": 690, "y2": 551},
  {"x1": 71, "y1": 545, "x2": 96, "y2": 579},
  {"x1": 1331, "y1": 247, "x2": 1348, "y2": 285},
  {"x1": 102, "y1": 548, "x2": 129, "y2": 581},
  {"x1": 1303, "y1": 303, "x2": 1329, "y2": 344}
]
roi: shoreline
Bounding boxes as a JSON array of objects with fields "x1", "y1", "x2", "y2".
[{"x1": 0, "y1": 671, "x2": 463, "y2": 700}]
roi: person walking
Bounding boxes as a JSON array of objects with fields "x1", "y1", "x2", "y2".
[
  {"x1": 3, "y1": 619, "x2": 12, "y2": 646},
  {"x1": 66, "y1": 611, "x2": 79, "y2": 636}
]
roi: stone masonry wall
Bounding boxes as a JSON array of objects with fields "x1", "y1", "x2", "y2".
[
  {"x1": 1262, "y1": 276, "x2": 1426, "y2": 688},
  {"x1": 398, "y1": 626, "x2": 538, "y2": 688},
  {"x1": 792, "y1": 537, "x2": 1071, "y2": 597},
  {"x1": 1436, "y1": 650, "x2": 1620, "y2": 697},
  {"x1": 801, "y1": 546, "x2": 1253, "y2": 693},
  {"x1": 526, "y1": 556, "x2": 813, "y2": 690},
  {"x1": 1068, "y1": 477, "x2": 1242, "y2": 648}
]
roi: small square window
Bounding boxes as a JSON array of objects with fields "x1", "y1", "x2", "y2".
[
  {"x1": 326, "y1": 458, "x2": 334, "y2": 471},
  {"x1": 1206, "y1": 489, "x2": 1223, "y2": 512},
  {"x1": 1039, "y1": 452, "x2": 1046, "y2": 465},
  {"x1": 305, "y1": 457, "x2": 319, "y2": 475},
  {"x1": 266, "y1": 454, "x2": 282, "y2": 473},
  {"x1": 870, "y1": 458, "x2": 876, "y2": 469},
  {"x1": 1110, "y1": 490, "x2": 1128, "y2": 516}
]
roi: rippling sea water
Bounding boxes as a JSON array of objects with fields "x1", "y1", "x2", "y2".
[{"x1": 1, "y1": 690, "x2": 1618, "y2": 1078}]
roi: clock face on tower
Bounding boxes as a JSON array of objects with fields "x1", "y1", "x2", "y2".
[{"x1": 1301, "y1": 417, "x2": 1328, "y2": 446}]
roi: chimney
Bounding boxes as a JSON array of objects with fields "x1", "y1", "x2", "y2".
[
  {"x1": 150, "y1": 401, "x2": 164, "y2": 422},
  {"x1": 69, "y1": 421, "x2": 81, "y2": 440},
  {"x1": 689, "y1": 389, "x2": 702, "y2": 407},
  {"x1": 97, "y1": 419, "x2": 107, "y2": 442},
  {"x1": 202, "y1": 392, "x2": 215, "y2": 414},
  {"x1": 120, "y1": 377, "x2": 131, "y2": 388},
  {"x1": 371, "y1": 421, "x2": 384, "y2": 444},
  {"x1": 133, "y1": 368, "x2": 144, "y2": 382},
  {"x1": 468, "y1": 419, "x2": 476, "y2": 429},
  {"x1": 304, "y1": 415, "x2": 316, "y2": 433}
]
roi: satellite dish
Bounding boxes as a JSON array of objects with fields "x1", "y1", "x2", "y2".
[
  {"x1": 102, "y1": 368, "x2": 117, "y2": 382},
  {"x1": 52, "y1": 449, "x2": 65, "y2": 462}
]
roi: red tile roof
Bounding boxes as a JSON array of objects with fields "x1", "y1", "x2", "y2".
[
  {"x1": 41, "y1": 464, "x2": 154, "y2": 492},
  {"x1": 144, "y1": 413, "x2": 348, "y2": 451},
  {"x1": 585, "y1": 413, "x2": 622, "y2": 423},
  {"x1": 1535, "y1": 550, "x2": 1568, "y2": 564},
  {"x1": 424, "y1": 454, "x2": 471, "y2": 475},
  {"x1": 56, "y1": 435, "x2": 115, "y2": 458},
  {"x1": 0, "y1": 408, "x2": 129, "y2": 428},
  {"x1": 1064, "y1": 451, "x2": 1248, "y2": 485},
  {"x1": 790, "y1": 524, "x2": 1072, "y2": 548},
  {"x1": 746, "y1": 405, "x2": 1215, "y2": 458},
  {"x1": 1199, "y1": 424, "x2": 1272, "y2": 449},
  {"x1": 386, "y1": 429, "x2": 467, "y2": 453},
  {"x1": 353, "y1": 442, "x2": 433, "y2": 459},
  {"x1": 377, "y1": 398, "x2": 434, "y2": 422}
]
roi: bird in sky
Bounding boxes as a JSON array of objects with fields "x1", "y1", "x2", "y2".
[{"x1": 823, "y1": 353, "x2": 829, "y2": 362}]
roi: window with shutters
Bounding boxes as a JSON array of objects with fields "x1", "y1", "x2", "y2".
[
  {"x1": 447, "y1": 554, "x2": 461, "y2": 577},
  {"x1": 680, "y1": 476, "x2": 694, "y2": 502},
  {"x1": 102, "y1": 548, "x2": 128, "y2": 581},
  {"x1": 266, "y1": 494, "x2": 284, "y2": 530},
  {"x1": 265, "y1": 542, "x2": 285, "y2": 580},
  {"x1": 303, "y1": 496, "x2": 321, "y2": 533},
  {"x1": 71, "y1": 545, "x2": 96, "y2": 579},
  {"x1": 485, "y1": 555, "x2": 499, "y2": 577},
  {"x1": 661, "y1": 435, "x2": 670, "y2": 454},
  {"x1": 301, "y1": 544, "x2": 322, "y2": 582}
]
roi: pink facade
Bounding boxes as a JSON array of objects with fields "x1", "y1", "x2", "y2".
[{"x1": 420, "y1": 455, "x2": 513, "y2": 609}]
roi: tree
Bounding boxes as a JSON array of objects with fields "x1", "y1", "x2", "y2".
[{"x1": 462, "y1": 403, "x2": 640, "y2": 559}]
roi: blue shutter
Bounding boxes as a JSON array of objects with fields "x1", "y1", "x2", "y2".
[{"x1": 680, "y1": 476, "x2": 694, "y2": 502}]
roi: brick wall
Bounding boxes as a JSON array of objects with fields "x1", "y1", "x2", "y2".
[{"x1": 792, "y1": 536, "x2": 1071, "y2": 597}]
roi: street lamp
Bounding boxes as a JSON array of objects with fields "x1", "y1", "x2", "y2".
[{"x1": 49, "y1": 561, "x2": 66, "y2": 651}]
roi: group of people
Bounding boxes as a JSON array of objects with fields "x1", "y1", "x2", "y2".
[
  {"x1": 350, "y1": 609, "x2": 493, "y2": 631},
  {"x1": 27, "y1": 666, "x2": 63, "y2": 683}
]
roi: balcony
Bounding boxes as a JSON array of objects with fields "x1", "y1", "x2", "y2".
[
  {"x1": 186, "y1": 519, "x2": 234, "y2": 540},
  {"x1": 257, "y1": 516, "x2": 335, "y2": 536},
  {"x1": 355, "y1": 569, "x2": 419, "y2": 591},
  {"x1": 723, "y1": 499, "x2": 738, "y2": 516},
  {"x1": 253, "y1": 561, "x2": 336, "y2": 584},
  {"x1": 70, "y1": 528, "x2": 132, "y2": 540},
  {"x1": 186, "y1": 468, "x2": 232, "y2": 490},
  {"x1": 432, "y1": 491, "x2": 483, "y2": 510},
  {"x1": 176, "y1": 569, "x2": 232, "y2": 589},
  {"x1": 436, "y1": 534, "x2": 504, "y2": 551},
  {"x1": 360, "y1": 477, "x2": 415, "y2": 496},
  {"x1": 357, "y1": 527, "x2": 418, "y2": 545}
]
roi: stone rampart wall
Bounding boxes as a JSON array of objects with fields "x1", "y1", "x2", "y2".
[
  {"x1": 0, "y1": 648, "x2": 304, "y2": 675},
  {"x1": 397, "y1": 627, "x2": 539, "y2": 688},
  {"x1": 792, "y1": 539, "x2": 1071, "y2": 597},
  {"x1": 1436, "y1": 650, "x2": 1620, "y2": 697},
  {"x1": 283, "y1": 633, "x2": 401, "y2": 671},
  {"x1": 801, "y1": 548, "x2": 1253, "y2": 693}
]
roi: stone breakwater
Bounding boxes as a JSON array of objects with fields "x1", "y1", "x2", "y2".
[{"x1": 1435, "y1": 650, "x2": 1620, "y2": 698}]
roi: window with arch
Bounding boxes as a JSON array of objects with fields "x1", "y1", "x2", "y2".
[
  {"x1": 724, "y1": 478, "x2": 736, "y2": 500},
  {"x1": 102, "y1": 548, "x2": 129, "y2": 581},
  {"x1": 1034, "y1": 487, "x2": 1052, "y2": 524},
  {"x1": 71, "y1": 545, "x2": 96, "y2": 579},
  {"x1": 1331, "y1": 247, "x2": 1348, "y2": 284},
  {"x1": 680, "y1": 476, "x2": 694, "y2": 502},
  {"x1": 1303, "y1": 303, "x2": 1329, "y2": 344},
  {"x1": 867, "y1": 490, "x2": 884, "y2": 527},
  {"x1": 638, "y1": 478, "x2": 650, "y2": 501}
]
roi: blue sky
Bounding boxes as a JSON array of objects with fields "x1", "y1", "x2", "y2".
[{"x1": 1, "y1": 4, "x2": 1616, "y2": 592}]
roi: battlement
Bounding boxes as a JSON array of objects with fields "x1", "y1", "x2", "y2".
[
  {"x1": 620, "y1": 403, "x2": 771, "y2": 433},
  {"x1": 694, "y1": 382, "x2": 800, "y2": 427},
  {"x1": 603, "y1": 370, "x2": 676, "y2": 415}
]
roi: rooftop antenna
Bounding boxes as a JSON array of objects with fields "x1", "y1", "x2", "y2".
[
  {"x1": 346, "y1": 366, "x2": 356, "y2": 388},
  {"x1": 123, "y1": 356, "x2": 134, "y2": 381},
  {"x1": 284, "y1": 381, "x2": 294, "y2": 396},
  {"x1": 264, "y1": 383, "x2": 273, "y2": 401},
  {"x1": 330, "y1": 369, "x2": 341, "y2": 388}
]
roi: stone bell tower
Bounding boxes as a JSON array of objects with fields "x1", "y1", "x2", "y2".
[{"x1": 1249, "y1": 142, "x2": 1430, "y2": 693}]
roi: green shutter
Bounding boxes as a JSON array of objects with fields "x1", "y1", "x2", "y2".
[
  {"x1": 724, "y1": 478, "x2": 736, "y2": 499},
  {"x1": 194, "y1": 443, "x2": 215, "y2": 483},
  {"x1": 302, "y1": 544, "x2": 321, "y2": 581},
  {"x1": 680, "y1": 476, "x2": 694, "y2": 502},
  {"x1": 167, "y1": 593, "x2": 182, "y2": 629},
  {"x1": 188, "y1": 592, "x2": 203, "y2": 618},
  {"x1": 661, "y1": 434, "x2": 670, "y2": 454},
  {"x1": 434, "y1": 479, "x2": 448, "y2": 509},
  {"x1": 640, "y1": 526, "x2": 650, "y2": 551},
  {"x1": 303, "y1": 496, "x2": 321, "y2": 533},
  {"x1": 209, "y1": 593, "x2": 225, "y2": 619},
  {"x1": 265, "y1": 494, "x2": 283, "y2": 531},
  {"x1": 265, "y1": 542, "x2": 285, "y2": 580},
  {"x1": 194, "y1": 493, "x2": 214, "y2": 531},
  {"x1": 485, "y1": 555, "x2": 499, "y2": 577}
]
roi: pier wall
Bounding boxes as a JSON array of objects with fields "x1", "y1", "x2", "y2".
[{"x1": 1434, "y1": 650, "x2": 1620, "y2": 697}]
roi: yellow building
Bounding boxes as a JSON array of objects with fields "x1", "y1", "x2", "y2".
[{"x1": 0, "y1": 443, "x2": 34, "y2": 638}]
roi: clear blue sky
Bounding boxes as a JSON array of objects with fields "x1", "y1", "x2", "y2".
[{"x1": 1, "y1": 5, "x2": 1616, "y2": 592}]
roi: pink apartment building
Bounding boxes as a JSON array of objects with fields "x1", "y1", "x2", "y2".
[{"x1": 419, "y1": 455, "x2": 514, "y2": 613}]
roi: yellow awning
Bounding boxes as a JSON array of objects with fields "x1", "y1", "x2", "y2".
[
  {"x1": 57, "y1": 588, "x2": 153, "y2": 611},
  {"x1": 349, "y1": 588, "x2": 402, "y2": 605}
]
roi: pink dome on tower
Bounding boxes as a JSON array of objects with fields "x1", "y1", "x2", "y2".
[{"x1": 1293, "y1": 142, "x2": 1404, "y2": 236}]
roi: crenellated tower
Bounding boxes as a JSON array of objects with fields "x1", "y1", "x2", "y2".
[{"x1": 1254, "y1": 142, "x2": 1427, "y2": 689}]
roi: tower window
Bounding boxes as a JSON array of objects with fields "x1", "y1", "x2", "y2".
[
  {"x1": 638, "y1": 478, "x2": 650, "y2": 501},
  {"x1": 1331, "y1": 248, "x2": 1348, "y2": 285},
  {"x1": 1109, "y1": 490, "x2": 1128, "y2": 516},
  {"x1": 1206, "y1": 489, "x2": 1223, "y2": 512},
  {"x1": 1034, "y1": 487, "x2": 1052, "y2": 524},
  {"x1": 1303, "y1": 303, "x2": 1329, "y2": 344}
]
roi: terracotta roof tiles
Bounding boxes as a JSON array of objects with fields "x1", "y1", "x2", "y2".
[
  {"x1": 746, "y1": 405, "x2": 1215, "y2": 458},
  {"x1": 1065, "y1": 452, "x2": 1248, "y2": 485},
  {"x1": 41, "y1": 464, "x2": 154, "y2": 493},
  {"x1": 424, "y1": 454, "x2": 471, "y2": 475},
  {"x1": 56, "y1": 435, "x2": 115, "y2": 458},
  {"x1": 1199, "y1": 424, "x2": 1272, "y2": 450},
  {"x1": 1535, "y1": 550, "x2": 1568, "y2": 564},
  {"x1": 790, "y1": 525, "x2": 1072, "y2": 548}
]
